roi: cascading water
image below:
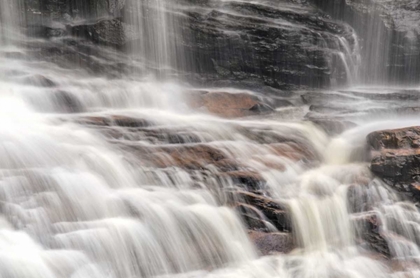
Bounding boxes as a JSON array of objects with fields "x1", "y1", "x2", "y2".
[{"x1": 1, "y1": 0, "x2": 420, "y2": 277}]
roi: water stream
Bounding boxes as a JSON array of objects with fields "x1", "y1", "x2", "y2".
[{"x1": 1, "y1": 0, "x2": 420, "y2": 277}]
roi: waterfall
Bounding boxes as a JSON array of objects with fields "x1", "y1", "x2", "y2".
[
  {"x1": 0, "y1": 0, "x2": 23, "y2": 45},
  {"x1": 0, "y1": 0, "x2": 420, "y2": 277},
  {"x1": 124, "y1": 0, "x2": 186, "y2": 74}
]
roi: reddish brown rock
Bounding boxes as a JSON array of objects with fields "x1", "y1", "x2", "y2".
[
  {"x1": 268, "y1": 142, "x2": 316, "y2": 162},
  {"x1": 187, "y1": 91, "x2": 273, "y2": 118},
  {"x1": 137, "y1": 144, "x2": 229, "y2": 170},
  {"x1": 368, "y1": 127, "x2": 420, "y2": 150},
  {"x1": 368, "y1": 126, "x2": 420, "y2": 201}
]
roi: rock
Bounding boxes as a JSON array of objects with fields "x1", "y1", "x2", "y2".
[
  {"x1": 23, "y1": 0, "x2": 360, "y2": 92},
  {"x1": 181, "y1": 0, "x2": 358, "y2": 90},
  {"x1": 53, "y1": 90, "x2": 84, "y2": 113},
  {"x1": 131, "y1": 144, "x2": 230, "y2": 170},
  {"x1": 111, "y1": 116, "x2": 150, "y2": 128},
  {"x1": 187, "y1": 91, "x2": 273, "y2": 118},
  {"x1": 27, "y1": 0, "x2": 124, "y2": 21},
  {"x1": 219, "y1": 171, "x2": 265, "y2": 191},
  {"x1": 367, "y1": 126, "x2": 420, "y2": 201},
  {"x1": 309, "y1": 119, "x2": 357, "y2": 136},
  {"x1": 76, "y1": 115, "x2": 151, "y2": 128},
  {"x1": 368, "y1": 127, "x2": 420, "y2": 150},
  {"x1": 353, "y1": 212, "x2": 391, "y2": 258},
  {"x1": 230, "y1": 190, "x2": 291, "y2": 232},
  {"x1": 248, "y1": 230, "x2": 295, "y2": 255},
  {"x1": 71, "y1": 19, "x2": 133, "y2": 48},
  {"x1": 312, "y1": 0, "x2": 420, "y2": 84},
  {"x1": 23, "y1": 74, "x2": 56, "y2": 87},
  {"x1": 347, "y1": 183, "x2": 371, "y2": 213}
]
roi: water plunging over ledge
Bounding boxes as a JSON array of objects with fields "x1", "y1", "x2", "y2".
[{"x1": 0, "y1": 0, "x2": 420, "y2": 277}]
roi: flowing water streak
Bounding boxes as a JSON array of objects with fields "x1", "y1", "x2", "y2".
[
  {"x1": 0, "y1": 3, "x2": 262, "y2": 277},
  {"x1": 0, "y1": 0, "x2": 23, "y2": 45},
  {"x1": 1, "y1": 0, "x2": 420, "y2": 278},
  {"x1": 125, "y1": 0, "x2": 185, "y2": 73}
]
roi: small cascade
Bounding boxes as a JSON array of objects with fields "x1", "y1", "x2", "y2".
[
  {"x1": 0, "y1": 0, "x2": 23, "y2": 45},
  {"x1": 124, "y1": 0, "x2": 185, "y2": 74},
  {"x1": 0, "y1": 0, "x2": 420, "y2": 278}
]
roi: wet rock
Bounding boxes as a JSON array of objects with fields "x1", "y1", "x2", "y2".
[
  {"x1": 231, "y1": 190, "x2": 291, "y2": 232},
  {"x1": 268, "y1": 142, "x2": 318, "y2": 163},
  {"x1": 54, "y1": 90, "x2": 84, "y2": 113},
  {"x1": 368, "y1": 126, "x2": 420, "y2": 201},
  {"x1": 312, "y1": 0, "x2": 420, "y2": 84},
  {"x1": 76, "y1": 116, "x2": 112, "y2": 126},
  {"x1": 71, "y1": 19, "x2": 133, "y2": 48},
  {"x1": 111, "y1": 116, "x2": 150, "y2": 128},
  {"x1": 27, "y1": 0, "x2": 125, "y2": 21},
  {"x1": 181, "y1": 0, "x2": 357, "y2": 90},
  {"x1": 220, "y1": 171, "x2": 265, "y2": 191},
  {"x1": 368, "y1": 127, "x2": 420, "y2": 150},
  {"x1": 248, "y1": 230, "x2": 295, "y2": 255},
  {"x1": 309, "y1": 119, "x2": 357, "y2": 136},
  {"x1": 133, "y1": 144, "x2": 229, "y2": 170},
  {"x1": 347, "y1": 184, "x2": 371, "y2": 213},
  {"x1": 353, "y1": 212, "x2": 391, "y2": 258},
  {"x1": 23, "y1": 74, "x2": 56, "y2": 87},
  {"x1": 187, "y1": 91, "x2": 273, "y2": 118},
  {"x1": 76, "y1": 115, "x2": 151, "y2": 128}
]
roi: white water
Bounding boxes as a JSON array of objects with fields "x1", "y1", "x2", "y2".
[{"x1": 1, "y1": 0, "x2": 420, "y2": 277}]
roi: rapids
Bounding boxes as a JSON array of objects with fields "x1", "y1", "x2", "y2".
[{"x1": 1, "y1": 0, "x2": 420, "y2": 278}]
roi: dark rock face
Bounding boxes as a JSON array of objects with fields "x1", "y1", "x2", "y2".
[
  {"x1": 179, "y1": 0, "x2": 359, "y2": 91},
  {"x1": 311, "y1": 0, "x2": 420, "y2": 84},
  {"x1": 368, "y1": 126, "x2": 420, "y2": 201},
  {"x1": 25, "y1": 0, "x2": 131, "y2": 49},
  {"x1": 21, "y1": 0, "x2": 420, "y2": 89},
  {"x1": 71, "y1": 19, "x2": 131, "y2": 48},
  {"x1": 232, "y1": 190, "x2": 291, "y2": 232},
  {"x1": 23, "y1": 0, "x2": 359, "y2": 92}
]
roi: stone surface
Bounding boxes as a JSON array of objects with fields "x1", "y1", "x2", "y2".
[
  {"x1": 187, "y1": 91, "x2": 273, "y2": 118},
  {"x1": 180, "y1": 0, "x2": 358, "y2": 91},
  {"x1": 248, "y1": 230, "x2": 295, "y2": 255},
  {"x1": 309, "y1": 119, "x2": 357, "y2": 136},
  {"x1": 23, "y1": 0, "x2": 360, "y2": 92},
  {"x1": 368, "y1": 126, "x2": 420, "y2": 201},
  {"x1": 353, "y1": 212, "x2": 391, "y2": 258},
  {"x1": 73, "y1": 114, "x2": 320, "y2": 236},
  {"x1": 71, "y1": 19, "x2": 132, "y2": 47},
  {"x1": 312, "y1": 0, "x2": 420, "y2": 84},
  {"x1": 232, "y1": 190, "x2": 291, "y2": 232}
]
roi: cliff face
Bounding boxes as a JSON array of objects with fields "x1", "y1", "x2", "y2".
[
  {"x1": 311, "y1": 0, "x2": 420, "y2": 84},
  {"x1": 22, "y1": 0, "x2": 420, "y2": 91}
]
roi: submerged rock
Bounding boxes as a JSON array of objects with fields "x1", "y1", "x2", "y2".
[
  {"x1": 353, "y1": 212, "x2": 391, "y2": 258},
  {"x1": 248, "y1": 230, "x2": 295, "y2": 255},
  {"x1": 53, "y1": 90, "x2": 84, "y2": 113},
  {"x1": 309, "y1": 119, "x2": 357, "y2": 136}
]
